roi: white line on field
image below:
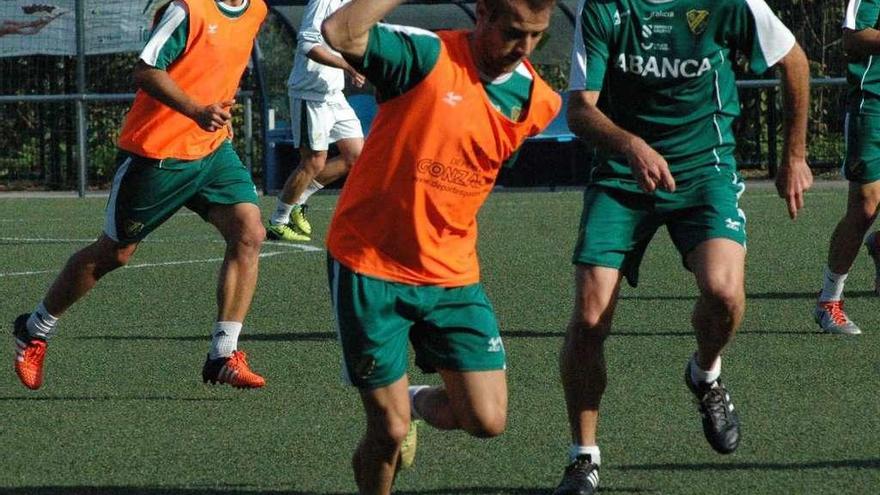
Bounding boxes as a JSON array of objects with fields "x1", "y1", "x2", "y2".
[
  {"x1": 0, "y1": 236, "x2": 322, "y2": 278},
  {"x1": 0, "y1": 236, "x2": 323, "y2": 249}
]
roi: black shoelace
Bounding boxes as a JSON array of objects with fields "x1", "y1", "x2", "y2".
[
  {"x1": 702, "y1": 385, "x2": 732, "y2": 423},
  {"x1": 565, "y1": 455, "x2": 598, "y2": 481}
]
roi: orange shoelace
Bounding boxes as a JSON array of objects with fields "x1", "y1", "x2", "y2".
[{"x1": 822, "y1": 301, "x2": 849, "y2": 325}]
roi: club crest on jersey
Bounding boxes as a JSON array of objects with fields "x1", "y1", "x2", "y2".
[
  {"x1": 124, "y1": 220, "x2": 144, "y2": 237},
  {"x1": 686, "y1": 10, "x2": 709, "y2": 35},
  {"x1": 509, "y1": 106, "x2": 522, "y2": 121}
]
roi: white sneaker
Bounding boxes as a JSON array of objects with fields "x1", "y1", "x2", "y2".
[
  {"x1": 814, "y1": 300, "x2": 862, "y2": 335},
  {"x1": 408, "y1": 385, "x2": 430, "y2": 419}
]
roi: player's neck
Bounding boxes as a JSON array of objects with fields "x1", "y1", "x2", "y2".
[
  {"x1": 220, "y1": 0, "x2": 246, "y2": 7},
  {"x1": 467, "y1": 32, "x2": 511, "y2": 82}
]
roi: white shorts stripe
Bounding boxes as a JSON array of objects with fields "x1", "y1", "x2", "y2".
[
  {"x1": 329, "y1": 258, "x2": 354, "y2": 386},
  {"x1": 103, "y1": 156, "x2": 133, "y2": 242}
]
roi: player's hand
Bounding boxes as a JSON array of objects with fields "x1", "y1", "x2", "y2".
[
  {"x1": 775, "y1": 157, "x2": 812, "y2": 220},
  {"x1": 348, "y1": 69, "x2": 366, "y2": 88},
  {"x1": 625, "y1": 136, "x2": 675, "y2": 193},
  {"x1": 193, "y1": 100, "x2": 234, "y2": 132}
]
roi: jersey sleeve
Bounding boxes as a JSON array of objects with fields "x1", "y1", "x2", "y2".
[
  {"x1": 359, "y1": 23, "x2": 441, "y2": 101},
  {"x1": 844, "y1": 0, "x2": 880, "y2": 31},
  {"x1": 567, "y1": 0, "x2": 611, "y2": 92},
  {"x1": 139, "y1": 0, "x2": 188, "y2": 70},
  {"x1": 729, "y1": 0, "x2": 796, "y2": 75},
  {"x1": 297, "y1": 0, "x2": 333, "y2": 56}
]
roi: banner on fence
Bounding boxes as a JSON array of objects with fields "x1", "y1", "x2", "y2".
[{"x1": 0, "y1": 1, "x2": 156, "y2": 57}]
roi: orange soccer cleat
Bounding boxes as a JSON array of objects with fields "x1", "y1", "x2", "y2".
[
  {"x1": 12, "y1": 313, "x2": 47, "y2": 390},
  {"x1": 202, "y1": 350, "x2": 266, "y2": 389}
]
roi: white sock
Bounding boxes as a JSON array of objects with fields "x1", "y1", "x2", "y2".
[
  {"x1": 569, "y1": 444, "x2": 601, "y2": 465},
  {"x1": 294, "y1": 179, "x2": 324, "y2": 205},
  {"x1": 408, "y1": 385, "x2": 430, "y2": 420},
  {"x1": 270, "y1": 201, "x2": 294, "y2": 226},
  {"x1": 689, "y1": 353, "x2": 721, "y2": 385},
  {"x1": 819, "y1": 266, "x2": 847, "y2": 302},
  {"x1": 26, "y1": 302, "x2": 59, "y2": 340},
  {"x1": 210, "y1": 321, "x2": 242, "y2": 360}
]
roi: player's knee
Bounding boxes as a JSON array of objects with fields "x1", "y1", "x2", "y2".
[
  {"x1": 343, "y1": 149, "x2": 361, "y2": 169},
  {"x1": 300, "y1": 154, "x2": 327, "y2": 175},
  {"x1": 86, "y1": 240, "x2": 135, "y2": 273},
  {"x1": 233, "y1": 222, "x2": 265, "y2": 254},
  {"x1": 858, "y1": 186, "x2": 880, "y2": 216},
  {"x1": 569, "y1": 311, "x2": 611, "y2": 339},
  {"x1": 367, "y1": 414, "x2": 411, "y2": 450},
  {"x1": 860, "y1": 203, "x2": 880, "y2": 225},
  {"x1": 845, "y1": 204, "x2": 876, "y2": 227},
  {"x1": 112, "y1": 249, "x2": 135, "y2": 268},
  {"x1": 246, "y1": 223, "x2": 266, "y2": 249},
  {"x1": 702, "y1": 283, "x2": 744, "y2": 316},
  {"x1": 461, "y1": 407, "x2": 507, "y2": 439}
]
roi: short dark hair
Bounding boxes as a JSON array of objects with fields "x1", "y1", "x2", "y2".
[{"x1": 482, "y1": 0, "x2": 557, "y2": 22}]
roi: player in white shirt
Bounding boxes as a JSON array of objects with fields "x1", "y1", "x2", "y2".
[{"x1": 267, "y1": 0, "x2": 365, "y2": 242}]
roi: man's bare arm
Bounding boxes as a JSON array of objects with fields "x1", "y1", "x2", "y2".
[
  {"x1": 321, "y1": 0, "x2": 406, "y2": 64},
  {"x1": 773, "y1": 42, "x2": 813, "y2": 220},
  {"x1": 568, "y1": 90, "x2": 675, "y2": 193},
  {"x1": 843, "y1": 27, "x2": 880, "y2": 58},
  {"x1": 305, "y1": 45, "x2": 365, "y2": 87}
]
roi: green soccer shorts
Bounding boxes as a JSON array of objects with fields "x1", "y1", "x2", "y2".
[
  {"x1": 327, "y1": 256, "x2": 507, "y2": 390},
  {"x1": 843, "y1": 112, "x2": 880, "y2": 184},
  {"x1": 104, "y1": 140, "x2": 258, "y2": 243},
  {"x1": 572, "y1": 171, "x2": 747, "y2": 287}
]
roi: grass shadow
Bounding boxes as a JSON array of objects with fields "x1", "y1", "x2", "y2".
[
  {"x1": 0, "y1": 487, "x2": 657, "y2": 495},
  {"x1": 620, "y1": 290, "x2": 876, "y2": 301},
  {"x1": 71, "y1": 327, "x2": 823, "y2": 342},
  {"x1": 618, "y1": 458, "x2": 880, "y2": 471},
  {"x1": 0, "y1": 396, "x2": 232, "y2": 402}
]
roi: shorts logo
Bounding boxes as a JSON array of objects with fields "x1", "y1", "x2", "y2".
[
  {"x1": 123, "y1": 220, "x2": 144, "y2": 237},
  {"x1": 355, "y1": 355, "x2": 377, "y2": 380},
  {"x1": 724, "y1": 218, "x2": 742, "y2": 232},
  {"x1": 846, "y1": 159, "x2": 865, "y2": 179},
  {"x1": 487, "y1": 337, "x2": 504, "y2": 353},
  {"x1": 686, "y1": 10, "x2": 709, "y2": 35}
]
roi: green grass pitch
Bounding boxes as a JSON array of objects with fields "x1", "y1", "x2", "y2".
[{"x1": 0, "y1": 184, "x2": 878, "y2": 494}]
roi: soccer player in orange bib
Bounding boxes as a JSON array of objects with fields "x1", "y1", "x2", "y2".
[
  {"x1": 12, "y1": 0, "x2": 268, "y2": 391},
  {"x1": 321, "y1": 0, "x2": 561, "y2": 492}
]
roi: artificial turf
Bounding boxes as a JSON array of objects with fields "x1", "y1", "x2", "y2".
[{"x1": 0, "y1": 184, "x2": 877, "y2": 494}]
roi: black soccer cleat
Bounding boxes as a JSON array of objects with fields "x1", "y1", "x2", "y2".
[
  {"x1": 685, "y1": 363, "x2": 740, "y2": 454},
  {"x1": 553, "y1": 454, "x2": 599, "y2": 495}
]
